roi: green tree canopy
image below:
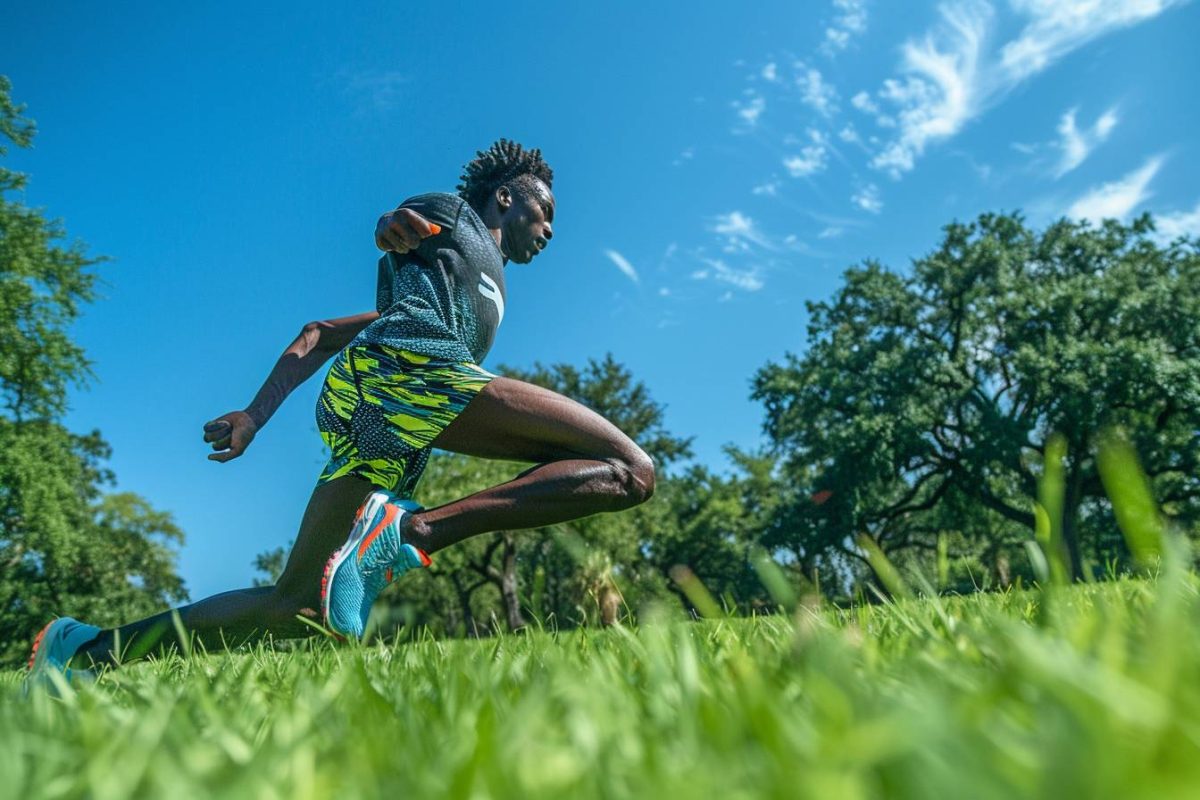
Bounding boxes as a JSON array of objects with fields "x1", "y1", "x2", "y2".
[
  {"x1": 753, "y1": 212, "x2": 1200, "y2": 587},
  {"x1": 0, "y1": 77, "x2": 188, "y2": 664}
]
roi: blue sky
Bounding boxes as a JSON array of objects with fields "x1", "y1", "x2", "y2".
[{"x1": 3, "y1": 1, "x2": 1198, "y2": 600}]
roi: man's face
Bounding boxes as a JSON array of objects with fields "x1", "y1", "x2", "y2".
[{"x1": 498, "y1": 179, "x2": 555, "y2": 264}]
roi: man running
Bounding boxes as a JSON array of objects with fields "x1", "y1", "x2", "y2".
[{"x1": 26, "y1": 139, "x2": 655, "y2": 684}]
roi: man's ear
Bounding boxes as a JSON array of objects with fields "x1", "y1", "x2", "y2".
[{"x1": 496, "y1": 185, "x2": 513, "y2": 211}]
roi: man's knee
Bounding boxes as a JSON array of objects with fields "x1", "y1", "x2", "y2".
[{"x1": 609, "y1": 449, "x2": 656, "y2": 509}]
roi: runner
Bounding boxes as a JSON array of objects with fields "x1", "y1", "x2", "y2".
[{"x1": 26, "y1": 139, "x2": 655, "y2": 686}]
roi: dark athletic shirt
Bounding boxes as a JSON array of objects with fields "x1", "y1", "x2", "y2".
[{"x1": 352, "y1": 192, "x2": 506, "y2": 365}]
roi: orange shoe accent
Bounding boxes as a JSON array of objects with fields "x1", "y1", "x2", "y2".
[
  {"x1": 428, "y1": 223, "x2": 442, "y2": 236},
  {"x1": 357, "y1": 503, "x2": 399, "y2": 562},
  {"x1": 27, "y1": 620, "x2": 53, "y2": 671},
  {"x1": 384, "y1": 567, "x2": 394, "y2": 583},
  {"x1": 416, "y1": 549, "x2": 432, "y2": 567}
]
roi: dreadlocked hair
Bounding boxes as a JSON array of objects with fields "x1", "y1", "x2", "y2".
[{"x1": 457, "y1": 139, "x2": 554, "y2": 214}]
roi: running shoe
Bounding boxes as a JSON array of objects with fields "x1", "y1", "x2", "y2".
[
  {"x1": 23, "y1": 617, "x2": 101, "y2": 696},
  {"x1": 321, "y1": 491, "x2": 430, "y2": 640}
]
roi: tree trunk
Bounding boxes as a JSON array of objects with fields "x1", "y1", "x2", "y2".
[
  {"x1": 598, "y1": 577, "x2": 621, "y2": 626},
  {"x1": 448, "y1": 572, "x2": 481, "y2": 637},
  {"x1": 1062, "y1": 460, "x2": 1085, "y2": 580},
  {"x1": 499, "y1": 532, "x2": 526, "y2": 632}
]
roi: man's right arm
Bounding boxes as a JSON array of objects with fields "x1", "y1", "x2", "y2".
[
  {"x1": 202, "y1": 311, "x2": 379, "y2": 462},
  {"x1": 205, "y1": 206, "x2": 439, "y2": 462}
]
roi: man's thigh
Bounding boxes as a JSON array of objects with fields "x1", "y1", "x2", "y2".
[{"x1": 430, "y1": 376, "x2": 640, "y2": 464}]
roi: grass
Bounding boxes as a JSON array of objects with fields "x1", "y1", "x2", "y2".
[
  {"x1": 4, "y1": 568, "x2": 1200, "y2": 799},
  {"x1": 3, "y1": 437, "x2": 1194, "y2": 799}
]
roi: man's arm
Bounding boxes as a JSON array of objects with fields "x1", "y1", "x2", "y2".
[{"x1": 202, "y1": 311, "x2": 379, "y2": 462}]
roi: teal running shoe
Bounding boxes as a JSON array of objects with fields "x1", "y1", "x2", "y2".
[
  {"x1": 321, "y1": 491, "x2": 430, "y2": 640},
  {"x1": 24, "y1": 617, "x2": 101, "y2": 696}
]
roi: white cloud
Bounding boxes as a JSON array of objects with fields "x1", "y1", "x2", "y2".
[
  {"x1": 1153, "y1": 201, "x2": 1200, "y2": 243},
  {"x1": 1066, "y1": 155, "x2": 1162, "y2": 221},
  {"x1": 839, "y1": 124, "x2": 861, "y2": 143},
  {"x1": 852, "y1": 90, "x2": 880, "y2": 115},
  {"x1": 735, "y1": 94, "x2": 766, "y2": 126},
  {"x1": 753, "y1": 180, "x2": 781, "y2": 196},
  {"x1": 1055, "y1": 106, "x2": 1119, "y2": 177},
  {"x1": 604, "y1": 249, "x2": 640, "y2": 284},
  {"x1": 672, "y1": 147, "x2": 696, "y2": 166},
  {"x1": 762, "y1": 62, "x2": 779, "y2": 82},
  {"x1": 658, "y1": 286, "x2": 672, "y2": 297},
  {"x1": 784, "y1": 146, "x2": 828, "y2": 177},
  {"x1": 853, "y1": 184, "x2": 884, "y2": 213},
  {"x1": 695, "y1": 258, "x2": 766, "y2": 291},
  {"x1": 712, "y1": 211, "x2": 775, "y2": 251},
  {"x1": 869, "y1": 1, "x2": 991, "y2": 178},
  {"x1": 783, "y1": 129, "x2": 829, "y2": 177},
  {"x1": 345, "y1": 69, "x2": 410, "y2": 112},
  {"x1": 819, "y1": 226, "x2": 845, "y2": 238},
  {"x1": 865, "y1": 0, "x2": 1183, "y2": 178},
  {"x1": 822, "y1": 0, "x2": 869, "y2": 54},
  {"x1": 1001, "y1": 0, "x2": 1189, "y2": 81},
  {"x1": 796, "y1": 64, "x2": 839, "y2": 116}
]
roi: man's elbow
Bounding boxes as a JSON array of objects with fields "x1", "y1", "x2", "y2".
[{"x1": 300, "y1": 320, "x2": 335, "y2": 353}]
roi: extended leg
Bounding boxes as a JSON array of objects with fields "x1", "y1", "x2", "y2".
[
  {"x1": 75, "y1": 475, "x2": 377, "y2": 667},
  {"x1": 403, "y1": 376, "x2": 656, "y2": 554}
]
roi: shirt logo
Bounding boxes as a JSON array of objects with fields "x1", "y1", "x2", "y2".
[{"x1": 478, "y1": 273, "x2": 504, "y2": 325}]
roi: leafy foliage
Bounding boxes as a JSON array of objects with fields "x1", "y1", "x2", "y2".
[
  {"x1": 753, "y1": 212, "x2": 1200, "y2": 588},
  {"x1": 0, "y1": 77, "x2": 187, "y2": 666}
]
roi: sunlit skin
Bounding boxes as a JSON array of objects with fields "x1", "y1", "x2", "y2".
[{"x1": 73, "y1": 176, "x2": 652, "y2": 667}]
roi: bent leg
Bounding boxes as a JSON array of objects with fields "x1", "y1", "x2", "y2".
[
  {"x1": 405, "y1": 376, "x2": 655, "y2": 554},
  {"x1": 76, "y1": 475, "x2": 376, "y2": 667}
]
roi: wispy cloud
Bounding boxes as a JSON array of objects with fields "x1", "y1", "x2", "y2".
[
  {"x1": 711, "y1": 211, "x2": 776, "y2": 252},
  {"x1": 672, "y1": 146, "x2": 696, "y2": 167},
  {"x1": 821, "y1": 0, "x2": 869, "y2": 55},
  {"x1": 604, "y1": 250, "x2": 640, "y2": 284},
  {"x1": 819, "y1": 226, "x2": 845, "y2": 239},
  {"x1": 1153, "y1": 201, "x2": 1200, "y2": 244},
  {"x1": 852, "y1": 184, "x2": 884, "y2": 214},
  {"x1": 783, "y1": 129, "x2": 829, "y2": 177},
  {"x1": 861, "y1": 0, "x2": 1184, "y2": 178},
  {"x1": 344, "y1": 69, "x2": 410, "y2": 112},
  {"x1": 796, "y1": 63, "x2": 839, "y2": 116},
  {"x1": 692, "y1": 258, "x2": 766, "y2": 291},
  {"x1": 869, "y1": 1, "x2": 991, "y2": 178},
  {"x1": 734, "y1": 93, "x2": 766, "y2": 127},
  {"x1": 1067, "y1": 155, "x2": 1163, "y2": 221},
  {"x1": 1055, "y1": 106, "x2": 1119, "y2": 177},
  {"x1": 1001, "y1": 0, "x2": 1189, "y2": 81},
  {"x1": 752, "y1": 180, "x2": 781, "y2": 196},
  {"x1": 762, "y1": 62, "x2": 779, "y2": 82}
]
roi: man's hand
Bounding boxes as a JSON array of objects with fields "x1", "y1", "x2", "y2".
[
  {"x1": 375, "y1": 208, "x2": 442, "y2": 253},
  {"x1": 203, "y1": 411, "x2": 259, "y2": 463}
]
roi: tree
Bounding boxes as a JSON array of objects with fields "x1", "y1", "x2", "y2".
[
  {"x1": 252, "y1": 543, "x2": 290, "y2": 587},
  {"x1": 0, "y1": 77, "x2": 188, "y2": 665},
  {"x1": 752, "y1": 212, "x2": 1200, "y2": 586}
]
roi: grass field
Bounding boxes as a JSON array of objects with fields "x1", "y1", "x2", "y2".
[{"x1": 5, "y1": 560, "x2": 1200, "y2": 800}]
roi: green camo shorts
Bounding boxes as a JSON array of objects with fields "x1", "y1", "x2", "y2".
[{"x1": 314, "y1": 343, "x2": 494, "y2": 496}]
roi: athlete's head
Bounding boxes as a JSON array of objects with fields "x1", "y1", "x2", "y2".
[{"x1": 458, "y1": 139, "x2": 555, "y2": 264}]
